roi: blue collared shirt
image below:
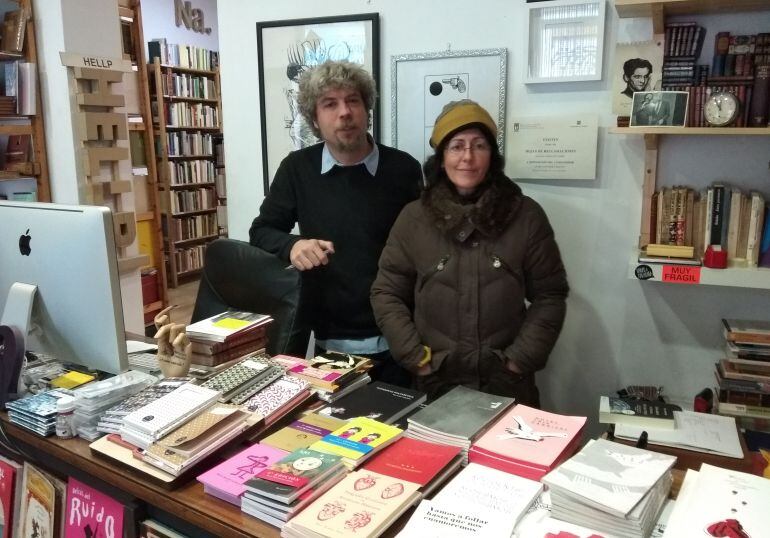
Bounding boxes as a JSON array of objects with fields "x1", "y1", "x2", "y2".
[
  {"x1": 317, "y1": 138, "x2": 386, "y2": 355},
  {"x1": 320, "y1": 138, "x2": 379, "y2": 176}
]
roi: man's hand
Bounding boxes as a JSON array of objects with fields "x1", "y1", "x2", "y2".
[{"x1": 290, "y1": 239, "x2": 335, "y2": 270}]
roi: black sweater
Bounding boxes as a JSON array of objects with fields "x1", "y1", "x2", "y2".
[{"x1": 249, "y1": 143, "x2": 422, "y2": 340}]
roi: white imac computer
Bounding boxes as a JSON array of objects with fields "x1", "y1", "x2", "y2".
[{"x1": 0, "y1": 201, "x2": 128, "y2": 374}]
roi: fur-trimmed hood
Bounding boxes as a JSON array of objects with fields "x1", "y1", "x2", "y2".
[{"x1": 422, "y1": 177, "x2": 523, "y2": 238}]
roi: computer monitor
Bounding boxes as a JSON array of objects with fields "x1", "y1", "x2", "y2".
[{"x1": 0, "y1": 201, "x2": 128, "y2": 374}]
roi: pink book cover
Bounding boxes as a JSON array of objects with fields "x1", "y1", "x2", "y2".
[
  {"x1": 272, "y1": 355, "x2": 343, "y2": 383},
  {"x1": 197, "y1": 443, "x2": 288, "y2": 500},
  {"x1": 64, "y1": 478, "x2": 124, "y2": 538},
  {"x1": 472, "y1": 404, "x2": 586, "y2": 469}
]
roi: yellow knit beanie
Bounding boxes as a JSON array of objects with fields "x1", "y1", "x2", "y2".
[{"x1": 429, "y1": 100, "x2": 497, "y2": 148}]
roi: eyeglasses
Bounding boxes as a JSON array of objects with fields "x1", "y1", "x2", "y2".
[{"x1": 445, "y1": 140, "x2": 492, "y2": 156}]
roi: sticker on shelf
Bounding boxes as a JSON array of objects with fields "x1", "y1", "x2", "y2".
[{"x1": 661, "y1": 265, "x2": 701, "y2": 284}]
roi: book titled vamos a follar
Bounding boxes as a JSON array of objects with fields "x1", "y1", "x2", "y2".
[{"x1": 64, "y1": 478, "x2": 124, "y2": 538}]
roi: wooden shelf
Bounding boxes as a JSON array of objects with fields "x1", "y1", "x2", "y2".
[
  {"x1": 168, "y1": 181, "x2": 216, "y2": 190},
  {"x1": 0, "y1": 123, "x2": 33, "y2": 135},
  {"x1": 143, "y1": 300, "x2": 163, "y2": 314},
  {"x1": 165, "y1": 125, "x2": 221, "y2": 132},
  {"x1": 176, "y1": 266, "x2": 203, "y2": 277},
  {"x1": 615, "y1": 0, "x2": 770, "y2": 19},
  {"x1": 171, "y1": 208, "x2": 216, "y2": 218},
  {"x1": 173, "y1": 233, "x2": 218, "y2": 247},
  {"x1": 628, "y1": 253, "x2": 770, "y2": 289},
  {"x1": 163, "y1": 95, "x2": 218, "y2": 104},
  {"x1": 167, "y1": 154, "x2": 215, "y2": 160},
  {"x1": 159, "y1": 64, "x2": 217, "y2": 76},
  {"x1": 610, "y1": 126, "x2": 770, "y2": 135},
  {"x1": 0, "y1": 51, "x2": 23, "y2": 61}
]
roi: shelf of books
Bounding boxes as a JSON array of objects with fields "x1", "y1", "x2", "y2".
[
  {"x1": 149, "y1": 40, "x2": 226, "y2": 288},
  {"x1": 610, "y1": 126, "x2": 770, "y2": 135},
  {"x1": 628, "y1": 254, "x2": 770, "y2": 288},
  {"x1": 0, "y1": 0, "x2": 50, "y2": 203}
]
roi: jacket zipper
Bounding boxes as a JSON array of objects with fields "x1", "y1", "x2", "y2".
[{"x1": 419, "y1": 255, "x2": 450, "y2": 291}]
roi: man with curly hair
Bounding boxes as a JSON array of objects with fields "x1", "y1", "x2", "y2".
[{"x1": 250, "y1": 61, "x2": 422, "y2": 387}]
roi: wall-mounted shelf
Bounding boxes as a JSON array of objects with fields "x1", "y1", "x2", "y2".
[
  {"x1": 610, "y1": 127, "x2": 770, "y2": 136},
  {"x1": 615, "y1": 0, "x2": 770, "y2": 33},
  {"x1": 628, "y1": 255, "x2": 770, "y2": 289}
]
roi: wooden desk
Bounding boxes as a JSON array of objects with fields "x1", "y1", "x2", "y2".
[{"x1": 0, "y1": 416, "x2": 280, "y2": 538}]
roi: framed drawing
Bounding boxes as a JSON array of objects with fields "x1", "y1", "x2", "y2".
[
  {"x1": 257, "y1": 13, "x2": 379, "y2": 191},
  {"x1": 525, "y1": 0, "x2": 606, "y2": 83},
  {"x1": 630, "y1": 91, "x2": 689, "y2": 127},
  {"x1": 391, "y1": 48, "x2": 507, "y2": 165}
]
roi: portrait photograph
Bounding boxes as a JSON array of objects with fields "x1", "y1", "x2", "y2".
[
  {"x1": 629, "y1": 91, "x2": 689, "y2": 127},
  {"x1": 611, "y1": 40, "x2": 664, "y2": 116}
]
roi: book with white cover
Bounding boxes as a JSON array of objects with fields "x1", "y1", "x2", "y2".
[
  {"x1": 122, "y1": 383, "x2": 220, "y2": 439},
  {"x1": 542, "y1": 439, "x2": 676, "y2": 518},
  {"x1": 663, "y1": 464, "x2": 770, "y2": 538},
  {"x1": 433, "y1": 463, "x2": 542, "y2": 531}
]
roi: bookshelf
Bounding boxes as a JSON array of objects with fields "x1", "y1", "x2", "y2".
[
  {"x1": 0, "y1": 0, "x2": 49, "y2": 202},
  {"x1": 150, "y1": 55, "x2": 225, "y2": 288},
  {"x1": 613, "y1": 0, "x2": 770, "y2": 289}
]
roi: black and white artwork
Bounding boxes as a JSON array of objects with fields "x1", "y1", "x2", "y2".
[
  {"x1": 630, "y1": 91, "x2": 688, "y2": 127},
  {"x1": 611, "y1": 40, "x2": 664, "y2": 116},
  {"x1": 392, "y1": 49, "x2": 507, "y2": 164},
  {"x1": 257, "y1": 14, "x2": 379, "y2": 191}
]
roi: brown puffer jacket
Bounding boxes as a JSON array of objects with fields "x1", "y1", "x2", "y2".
[{"x1": 371, "y1": 178, "x2": 568, "y2": 404}]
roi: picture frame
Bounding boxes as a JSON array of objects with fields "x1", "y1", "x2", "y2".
[
  {"x1": 630, "y1": 91, "x2": 689, "y2": 127},
  {"x1": 391, "y1": 48, "x2": 507, "y2": 165},
  {"x1": 256, "y1": 13, "x2": 379, "y2": 192},
  {"x1": 525, "y1": 0, "x2": 606, "y2": 84}
]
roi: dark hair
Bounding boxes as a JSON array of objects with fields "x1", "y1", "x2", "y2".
[
  {"x1": 623, "y1": 58, "x2": 653, "y2": 77},
  {"x1": 422, "y1": 123, "x2": 506, "y2": 194}
]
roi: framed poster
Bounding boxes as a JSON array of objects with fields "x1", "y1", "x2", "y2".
[
  {"x1": 391, "y1": 48, "x2": 507, "y2": 165},
  {"x1": 525, "y1": 0, "x2": 606, "y2": 83},
  {"x1": 257, "y1": 13, "x2": 379, "y2": 191}
]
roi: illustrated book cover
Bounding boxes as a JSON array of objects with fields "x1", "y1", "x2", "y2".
[
  {"x1": 244, "y1": 448, "x2": 343, "y2": 503},
  {"x1": 260, "y1": 413, "x2": 344, "y2": 453},
  {"x1": 599, "y1": 396, "x2": 680, "y2": 430},
  {"x1": 285, "y1": 469, "x2": 421, "y2": 538},
  {"x1": 317, "y1": 381, "x2": 426, "y2": 424},
  {"x1": 64, "y1": 478, "x2": 124, "y2": 538},
  {"x1": 197, "y1": 443, "x2": 288, "y2": 505}
]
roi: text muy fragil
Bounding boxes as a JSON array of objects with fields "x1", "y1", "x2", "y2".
[{"x1": 69, "y1": 488, "x2": 116, "y2": 538}]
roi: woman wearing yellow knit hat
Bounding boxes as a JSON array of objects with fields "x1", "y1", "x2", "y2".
[{"x1": 371, "y1": 99, "x2": 568, "y2": 404}]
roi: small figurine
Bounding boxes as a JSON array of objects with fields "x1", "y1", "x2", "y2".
[{"x1": 153, "y1": 305, "x2": 192, "y2": 377}]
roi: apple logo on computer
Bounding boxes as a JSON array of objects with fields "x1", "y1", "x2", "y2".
[{"x1": 18, "y1": 229, "x2": 31, "y2": 256}]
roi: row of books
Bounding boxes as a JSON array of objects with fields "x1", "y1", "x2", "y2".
[
  {"x1": 170, "y1": 212, "x2": 218, "y2": 243},
  {"x1": 158, "y1": 70, "x2": 218, "y2": 100},
  {"x1": 157, "y1": 101, "x2": 219, "y2": 129},
  {"x1": 148, "y1": 39, "x2": 219, "y2": 71},
  {"x1": 167, "y1": 186, "x2": 217, "y2": 214},
  {"x1": 664, "y1": 22, "x2": 705, "y2": 60},
  {"x1": 165, "y1": 131, "x2": 215, "y2": 157},
  {"x1": 712, "y1": 32, "x2": 770, "y2": 78},
  {"x1": 716, "y1": 318, "x2": 770, "y2": 430},
  {"x1": 173, "y1": 243, "x2": 205, "y2": 273},
  {"x1": 166, "y1": 158, "x2": 218, "y2": 186},
  {"x1": 646, "y1": 185, "x2": 769, "y2": 267}
]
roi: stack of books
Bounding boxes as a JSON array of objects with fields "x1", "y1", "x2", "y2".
[
  {"x1": 199, "y1": 353, "x2": 284, "y2": 405},
  {"x1": 197, "y1": 443, "x2": 288, "y2": 506},
  {"x1": 97, "y1": 377, "x2": 191, "y2": 435},
  {"x1": 362, "y1": 437, "x2": 463, "y2": 497},
  {"x1": 142, "y1": 403, "x2": 254, "y2": 476},
  {"x1": 663, "y1": 463, "x2": 770, "y2": 536},
  {"x1": 5, "y1": 389, "x2": 74, "y2": 436},
  {"x1": 185, "y1": 310, "x2": 272, "y2": 368},
  {"x1": 261, "y1": 413, "x2": 345, "y2": 453},
  {"x1": 315, "y1": 381, "x2": 426, "y2": 424},
  {"x1": 240, "y1": 374, "x2": 311, "y2": 425},
  {"x1": 273, "y1": 352, "x2": 372, "y2": 402},
  {"x1": 400, "y1": 463, "x2": 542, "y2": 538},
  {"x1": 283, "y1": 469, "x2": 421, "y2": 538},
  {"x1": 405, "y1": 385, "x2": 515, "y2": 465},
  {"x1": 309, "y1": 416, "x2": 404, "y2": 470},
  {"x1": 542, "y1": 439, "x2": 676, "y2": 538},
  {"x1": 716, "y1": 318, "x2": 770, "y2": 430},
  {"x1": 119, "y1": 383, "x2": 221, "y2": 449},
  {"x1": 240, "y1": 448, "x2": 346, "y2": 526},
  {"x1": 469, "y1": 404, "x2": 586, "y2": 481}
]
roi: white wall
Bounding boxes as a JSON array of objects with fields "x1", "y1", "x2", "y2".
[
  {"x1": 218, "y1": 0, "x2": 770, "y2": 436},
  {"x1": 141, "y1": 0, "x2": 219, "y2": 54}
]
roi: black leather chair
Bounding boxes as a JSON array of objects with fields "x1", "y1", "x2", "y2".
[{"x1": 190, "y1": 239, "x2": 309, "y2": 356}]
